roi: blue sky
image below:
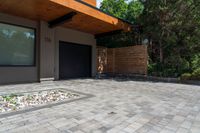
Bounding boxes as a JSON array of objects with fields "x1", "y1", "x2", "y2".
[
  {"x1": 96, "y1": 0, "x2": 131, "y2": 8},
  {"x1": 97, "y1": 0, "x2": 102, "y2": 8}
]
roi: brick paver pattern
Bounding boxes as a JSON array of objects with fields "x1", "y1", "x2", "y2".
[{"x1": 0, "y1": 79, "x2": 200, "y2": 133}]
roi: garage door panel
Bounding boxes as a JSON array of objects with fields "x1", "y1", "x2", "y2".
[{"x1": 59, "y1": 41, "x2": 91, "y2": 79}]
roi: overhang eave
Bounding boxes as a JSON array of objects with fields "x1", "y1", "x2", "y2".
[{"x1": 0, "y1": 0, "x2": 132, "y2": 34}]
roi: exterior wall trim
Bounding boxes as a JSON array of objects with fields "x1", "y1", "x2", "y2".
[
  {"x1": 0, "y1": 13, "x2": 39, "y2": 84},
  {"x1": 0, "y1": 21, "x2": 37, "y2": 67},
  {"x1": 54, "y1": 27, "x2": 97, "y2": 80},
  {"x1": 0, "y1": 13, "x2": 97, "y2": 85}
]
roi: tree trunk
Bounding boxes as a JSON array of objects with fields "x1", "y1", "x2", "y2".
[{"x1": 159, "y1": 42, "x2": 163, "y2": 63}]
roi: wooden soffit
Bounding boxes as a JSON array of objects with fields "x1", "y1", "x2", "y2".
[
  {"x1": 0, "y1": 0, "x2": 132, "y2": 34},
  {"x1": 82, "y1": 0, "x2": 96, "y2": 6}
]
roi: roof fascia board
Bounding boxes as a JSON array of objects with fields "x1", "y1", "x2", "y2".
[
  {"x1": 50, "y1": 0, "x2": 131, "y2": 31},
  {"x1": 75, "y1": 0, "x2": 133, "y2": 25}
]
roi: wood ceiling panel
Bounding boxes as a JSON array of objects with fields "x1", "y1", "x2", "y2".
[
  {"x1": 50, "y1": 0, "x2": 131, "y2": 31},
  {"x1": 0, "y1": 0, "x2": 132, "y2": 34},
  {"x1": 82, "y1": 0, "x2": 96, "y2": 6},
  {"x1": 0, "y1": 0, "x2": 72, "y2": 21},
  {"x1": 64, "y1": 13, "x2": 120, "y2": 34}
]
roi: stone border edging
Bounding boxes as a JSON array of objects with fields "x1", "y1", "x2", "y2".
[
  {"x1": 98, "y1": 73, "x2": 200, "y2": 86},
  {"x1": 0, "y1": 88, "x2": 94, "y2": 118}
]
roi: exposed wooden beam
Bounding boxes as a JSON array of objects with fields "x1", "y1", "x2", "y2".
[
  {"x1": 48, "y1": 12, "x2": 77, "y2": 28},
  {"x1": 95, "y1": 30, "x2": 123, "y2": 38},
  {"x1": 50, "y1": 0, "x2": 132, "y2": 32}
]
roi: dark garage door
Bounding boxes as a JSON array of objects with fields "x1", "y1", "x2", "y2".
[{"x1": 59, "y1": 41, "x2": 92, "y2": 79}]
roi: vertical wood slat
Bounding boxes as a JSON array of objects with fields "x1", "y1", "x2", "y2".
[
  {"x1": 97, "y1": 45, "x2": 148, "y2": 75},
  {"x1": 97, "y1": 46, "x2": 107, "y2": 74}
]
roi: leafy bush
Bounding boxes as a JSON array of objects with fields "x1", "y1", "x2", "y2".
[
  {"x1": 191, "y1": 68, "x2": 200, "y2": 80},
  {"x1": 148, "y1": 62, "x2": 156, "y2": 74},
  {"x1": 148, "y1": 59, "x2": 188, "y2": 78},
  {"x1": 180, "y1": 68, "x2": 200, "y2": 81},
  {"x1": 148, "y1": 62, "x2": 164, "y2": 77},
  {"x1": 162, "y1": 68, "x2": 177, "y2": 77},
  {"x1": 180, "y1": 73, "x2": 192, "y2": 80},
  {"x1": 191, "y1": 54, "x2": 200, "y2": 70}
]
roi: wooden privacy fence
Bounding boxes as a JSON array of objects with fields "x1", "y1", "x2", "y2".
[{"x1": 97, "y1": 45, "x2": 148, "y2": 75}]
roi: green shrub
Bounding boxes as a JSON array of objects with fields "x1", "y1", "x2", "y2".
[
  {"x1": 148, "y1": 63, "x2": 156, "y2": 74},
  {"x1": 162, "y1": 68, "x2": 177, "y2": 77},
  {"x1": 191, "y1": 54, "x2": 200, "y2": 70},
  {"x1": 191, "y1": 68, "x2": 200, "y2": 80},
  {"x1": 180, "y1": 68, "x2": 200, "y2": 81},
  {"x1": 180, "y1": 73, "x2": 192, "y2": 80}
]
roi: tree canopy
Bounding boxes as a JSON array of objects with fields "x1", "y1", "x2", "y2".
[
  {"x1": 139, "y1": 0, "x2": 200, "y2": 77},
  {"x1": 100, "y1": 0, "x2": 144, "y2": 23},
  {"x1": 100, "y1": 0, "x2": 128, "y2": 19},
  {"x1": 97, "y1": 0, "x2": 144, "y2": 48},
  {"x1": 98, "y1": 0, "x2": 200, "y2": 78}
]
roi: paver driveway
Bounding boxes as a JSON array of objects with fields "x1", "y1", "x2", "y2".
[{"x1": 0, "y1": 79, "x2": 200, "y2": 133}]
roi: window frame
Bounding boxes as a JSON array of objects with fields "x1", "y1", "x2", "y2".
[{"x1": 0, "y1": 21, "x2": 36, "y2": 67}]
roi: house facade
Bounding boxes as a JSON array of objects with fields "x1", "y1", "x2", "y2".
[{"x1": 0, "y1": 0, "x2": 132, "y2": 84}]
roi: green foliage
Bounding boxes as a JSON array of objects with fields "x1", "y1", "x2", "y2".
[
  {"x1": 100, "y1": 0, "x2": 144, "y2": 22},
  {"x1": 97, "y1": 32, "x2": 139, "y2": 48},
  {"x1": 180, "y1": 68, "x2": 200, "y2": 81},
  {"x1": 100, "y1": 0, "x2": 128, "y2": 19},
  {"x1": 191, "y1": 54, "x2": 200, "y2": 70},
  {"x1": 147, "y1": 61, "x2": 156, "y2": 75},
  {"x1": 191, "y1": 68, "x2": 200, "y2": 80},
  {"x1": 98, "y1": 0, "x2": 144, "y2": 47},
  {"x1": 2, "y1": 96, "x2": 12, "y2": 102},
  {"x1": 180, "y1": 73, "x2": 192, "y2": 80},
  {"x1": 2, "y1": 94, "x2": 17, "y2": 103},
  {"x1": 140, "y1": 0, "x2": 200, "y2": 78},
  {"x1": 99, "y1": 0, "x2": 200, "y2": 79},
  {"x1": 148, "y1": 56, "x2": 191, "y2": 77},
  {"x1": 127, "y1": 1, "x2": 144, "y2": 23}
]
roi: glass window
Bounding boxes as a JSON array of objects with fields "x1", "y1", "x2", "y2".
[{"x1": 0, "y1": 23, "x2": 35, "y2": 66}]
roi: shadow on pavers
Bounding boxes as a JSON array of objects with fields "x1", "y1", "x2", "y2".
[{"x1": 95, "y1": 73, "x2": 200, "y2": 86}]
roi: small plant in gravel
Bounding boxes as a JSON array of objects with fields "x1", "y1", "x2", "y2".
[{"x1": 0, "y1": 90, "x2": 80, "y2": 113}]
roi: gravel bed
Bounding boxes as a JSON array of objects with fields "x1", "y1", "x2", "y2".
[{"x1": 0, "y1": 89, "x2": 80, "y2": 113}]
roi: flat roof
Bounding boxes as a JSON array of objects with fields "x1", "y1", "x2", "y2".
[{"x1": 0, "y1": 0, "x2": 132, "y2": 34}]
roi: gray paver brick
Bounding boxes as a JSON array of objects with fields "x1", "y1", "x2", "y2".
[{"x1": 0, "y1": 79, "x2": 199, "y2": 133}]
